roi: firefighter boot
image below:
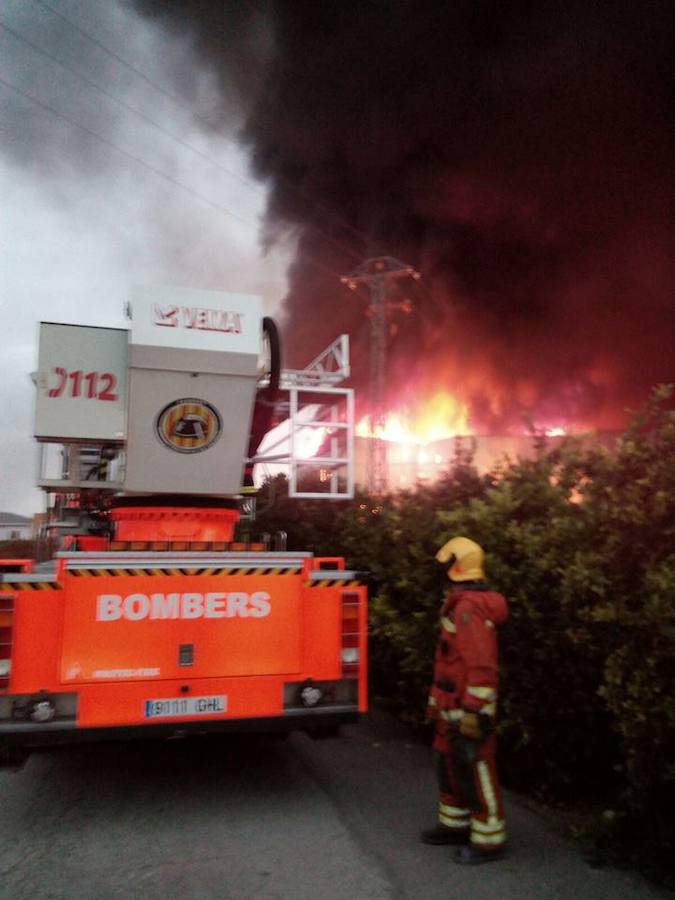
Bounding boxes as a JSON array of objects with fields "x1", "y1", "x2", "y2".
[
  {"x1": 454, "y1": 844, "x2": 507, "y2": 864},
  {"x1": 420, "y1": 824, "x2": 469, "y2": 845}
]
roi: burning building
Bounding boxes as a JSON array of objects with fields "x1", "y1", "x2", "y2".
[
  {"x1": 352, "y1": 403, "x2": 611, "y2": 490},
  {"x1": 132, "y1": 3, "x2": 674, "y2": 444}
]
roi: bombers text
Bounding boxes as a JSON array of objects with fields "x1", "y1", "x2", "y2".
[{"x1": 97, "y1": 591, "x2": 271, "y2": 622}]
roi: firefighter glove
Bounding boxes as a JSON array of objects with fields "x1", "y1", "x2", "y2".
[{"x1": 458, "y1": 712, "x2": 484, "y2": 740}]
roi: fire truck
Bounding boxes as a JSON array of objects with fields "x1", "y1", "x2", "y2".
[{"x1": 0, "y1": 287, "x2": 366, "y2": 767}]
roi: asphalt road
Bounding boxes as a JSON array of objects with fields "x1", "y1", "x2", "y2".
[{"x1": 0, "y1": 709, "x2": 668, "y2": 900}]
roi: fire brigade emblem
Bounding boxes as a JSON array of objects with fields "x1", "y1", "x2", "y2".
[{"x1": 155, "y1": 398, "x2": 222, "y2": 453}]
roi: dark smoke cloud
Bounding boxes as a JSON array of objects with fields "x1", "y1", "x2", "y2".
[{"x1": 137, "y1": 0, "x2": 675, "y2": 431}]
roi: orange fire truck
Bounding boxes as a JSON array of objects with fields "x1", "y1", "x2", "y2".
[{"x1": 0, "y1": 287, "x2": 365, "y2": 766}]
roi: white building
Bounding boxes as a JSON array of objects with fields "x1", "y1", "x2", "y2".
[{"x1": 0, "y1": 513, "x2": 33, "y2": 541}]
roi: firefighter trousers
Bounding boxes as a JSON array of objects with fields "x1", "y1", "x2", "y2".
[{"x1": 436, "y1": 733, "x2": 507, "y2": 850}]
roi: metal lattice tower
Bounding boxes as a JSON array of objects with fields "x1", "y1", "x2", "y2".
[{"x1": 341, "y1": 257, "x2": 420, "y2": 493}]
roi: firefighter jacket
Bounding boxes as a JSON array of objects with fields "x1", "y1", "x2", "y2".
[{"x1": 427, "y1": 584, "x2": 508, "y2": 740}]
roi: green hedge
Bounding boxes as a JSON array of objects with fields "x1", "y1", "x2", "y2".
[{"x1": 253, "y1": 386, "x2": 675, "y2": 877}]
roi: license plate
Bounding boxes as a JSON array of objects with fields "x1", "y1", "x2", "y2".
[{"x1": 144, "y1": 695, "x2": 227, "y2": 718}]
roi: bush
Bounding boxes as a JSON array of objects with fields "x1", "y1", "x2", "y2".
[{"x1": 254, "y1": 386, "x2": 675, "y2": 878}]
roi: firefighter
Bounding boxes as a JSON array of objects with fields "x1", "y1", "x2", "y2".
[{"x1": 421, "y1": 536, "x2": 509, "y2": 864}]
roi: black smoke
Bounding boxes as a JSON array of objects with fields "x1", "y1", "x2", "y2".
[{"x1": 136, "y1": 0, "x2": 675, "y2": 430}]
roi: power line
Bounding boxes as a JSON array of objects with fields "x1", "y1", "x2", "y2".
[
  {"x1": 0, "y1": 73, "x2": 252, "y2": 229},
  {"x1": 32, "y1": 0, "x2": 369, "y2": 257},
  {"x1": 0, "y1": 18, "x2": 263, "y2": 196},
  {"x1": 0, "y1": 73, "x2": 349, "y2": 285},
  {"x1": 34, "y1": 0, "x2": 214, "y2": 128}
]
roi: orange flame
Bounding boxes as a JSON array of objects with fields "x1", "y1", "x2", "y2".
[{"x1": 356, "y1": 391, "x2": 471, "y2": 445}]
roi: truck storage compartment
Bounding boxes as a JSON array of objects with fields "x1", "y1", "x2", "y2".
[{"x1": 59, "y1": 572, "x2": 303, "y2": 683}]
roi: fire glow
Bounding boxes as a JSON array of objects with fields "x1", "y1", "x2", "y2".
[
  {"x1": 296, "y1": 426, "x2": 329, "y2": 459},
  {"x1": 356, "y1": 391, "x2": 470, "y2": 445},
  {"x1": 354, "y1": 388, "x2": 575, "y2": 484}
]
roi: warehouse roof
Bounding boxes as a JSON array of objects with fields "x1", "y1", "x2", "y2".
[{"x1": 0, "y1": 512, "x2": 32, "y2": 525}]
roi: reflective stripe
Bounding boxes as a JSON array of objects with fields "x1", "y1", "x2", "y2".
[
  {"x1": 441, "y1": 616, "x2": 456, "y2": 634},
  {"x1": 481, "y1": 702, "x2": 497, "y2": 716},
  {"x1": 466, "y1": 686, "x2": 496, "y2": 700},
  {"x1": 440, "y1": 802, "x2": 469, "y2": 817},
  {"x1": 439, "y1": 709, "x2": 464, "y2": 722},
  {"x1": 477, "y1": 761, "x2": 498, "y2": 819},
  {"x1": 471, "y1": 817, "x2": 506, "y2": 835},
  {"x1": 427, "y1": 695, "x2": 438, "y2": 707},
  {"x1": 472, "y1": 830, "x2": 506, "y2": 846},
  {"x1": 68, "y1": 566, "x2": 301, "y2": 577},
  {"x1": 440, "y1": 813, "x2": 470, "y2": 829},
  {"x1": 0, "y1": 581, "x2": 60, "y2": 591},
  {"x1": 439, "y1": 799, "x2": 469, "y2": 828}
]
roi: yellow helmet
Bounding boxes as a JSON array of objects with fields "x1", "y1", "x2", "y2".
[{"x1": 436, "y1": 536, "x2": 485, "y2": 582}]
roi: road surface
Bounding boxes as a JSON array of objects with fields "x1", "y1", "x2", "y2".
[{"x1": 0, "y1": 708, "x2": 667, "y2": 899}]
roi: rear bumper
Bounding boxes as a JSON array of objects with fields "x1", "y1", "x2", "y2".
[{"x1": 0, "y1": 707, "x2": 362, "y2": 749}]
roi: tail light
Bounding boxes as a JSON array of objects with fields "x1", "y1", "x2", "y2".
[
  {"x1": 341, "y1": 591, "x2": 361, "y2": 678},
  {"x1": 0, "y1": 595, "x2": 14, "y2": 690},
  {"x1": 0, "y1": 560, "x2": 33, "y2": 575}
]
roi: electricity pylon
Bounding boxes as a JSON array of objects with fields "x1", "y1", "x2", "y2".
[{"x1": 341, "y1": 256, "x2": 420, "y2": 493}]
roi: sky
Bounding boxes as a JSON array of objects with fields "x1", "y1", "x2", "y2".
[{"x1": 0, "y1": 0, "x2": 290, "y2": 516}]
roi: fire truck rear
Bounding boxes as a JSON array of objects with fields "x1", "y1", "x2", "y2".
[{"x1": 0, "y1": 287, "x2": 365, "y2": 766}]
